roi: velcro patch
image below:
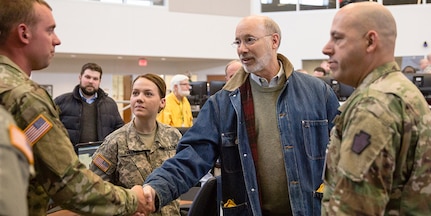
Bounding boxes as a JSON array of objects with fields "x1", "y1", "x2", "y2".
[
  {"x1": 10, "y1": 124, "x2": 34, "y2": 164},
  {"x1": 93, "y1": 154, "x2": 112, "y2": 173},
  {"x1": 351, "y1": 130, "x2": 371, "y2": 154},
  {"x1": 24, "y1": 114, "x2": 53, "y2": 146}
]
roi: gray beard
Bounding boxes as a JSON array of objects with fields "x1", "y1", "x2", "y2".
[{"x1": 178, "y1": 89, "x2": 190, "y2": 97}]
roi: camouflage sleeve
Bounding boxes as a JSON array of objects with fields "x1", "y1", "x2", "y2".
[
  {"x1": 327, "y1": 97, "x2": 398, "y2": 215},
  {"x1": 89, "y1": 131, "x2": 120, "y2": 183},
  {"x1": 13, "y1": 87, "x2": 138, "y2": 216},
  {"x1": 0, "y1": 110, "x2": 30, "y2": 216}
]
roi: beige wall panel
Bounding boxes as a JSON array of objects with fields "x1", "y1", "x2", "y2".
[{"x1": 169, "y1": 0, "x2": 250, "y2": 17}]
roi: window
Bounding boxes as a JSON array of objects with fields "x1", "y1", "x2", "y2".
[
  {"x1": 383, "y1": 0, "x2": 423, "y2": 5},
  {"x1": 261, "y1": 0, "x2": 336, "y2": 12},
  {"x1": 300, "y1": 0, "x2": 335, "y2": 10},
  {"x1": 262, "y1": 0, "x2": 427, "y2": 12},
  {"x1": 91, "y1": 0, "x2": 164, "y2": 6}
]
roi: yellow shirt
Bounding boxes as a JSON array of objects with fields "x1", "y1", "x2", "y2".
[{"x1": 157, "y1": 92, "x2": 193, "y2": 127}]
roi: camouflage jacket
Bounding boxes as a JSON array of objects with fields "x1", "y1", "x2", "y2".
[
  {"x1": 0, "y1": 55, "x2": 138, "y2": 216},
  {"x1": 90, "y1": 120, "x2": 182, "y2": 216},
  {"x1": 322, "y1": 62, "x2": 431, "y2": 215},
  {"x1": 0, "y1": 105, "x2": 33, "y2": 216}
]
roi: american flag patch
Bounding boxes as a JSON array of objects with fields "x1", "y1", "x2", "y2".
[
  {"x1": 93, "y1": 154, "x2": 111, "y2": 172},
  {"x1": 10, "y1": 124, "x2": 34, "y2": 164},
  {"x1": 24, "y1": 114, "x2": 53, "y2": 146}
]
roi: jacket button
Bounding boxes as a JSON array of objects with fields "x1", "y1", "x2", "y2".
[
  {"x1": 251, "y1": 188, "x2": 255, "y2": 192},
  {"x1": 243, "y1": 153, "x2": 247, "y2": 157}
]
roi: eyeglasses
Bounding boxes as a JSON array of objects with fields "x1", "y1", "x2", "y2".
[
  {"x1": 179, "y1": 83, "x2": 190, "y2": 86},
  {"x1": 231, "y1": 34, "x2": 273, "y2": 48}
]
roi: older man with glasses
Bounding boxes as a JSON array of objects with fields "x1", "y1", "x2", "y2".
[{"x1": 142, "y1": 15, "x2": 339, "y2": 216}]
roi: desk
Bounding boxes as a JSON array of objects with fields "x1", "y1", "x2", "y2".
[
  {"x1": 47, "y1": 186, "x2": 201, "y2": 216},
  {"x1": 179, "y1": 186, "x2": 200, "y2": 211},
  {"x1": 48, "y1": 210, "x2": 80, "y2": 216}
]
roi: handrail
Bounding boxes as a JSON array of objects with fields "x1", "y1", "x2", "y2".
[{"x1": 115, "y1": 100, "x2": 131, "y2": 111}]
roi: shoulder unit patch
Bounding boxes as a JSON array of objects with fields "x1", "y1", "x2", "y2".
[{"x1": 351, "y1": 130, "x2": 371, "y2": 154}]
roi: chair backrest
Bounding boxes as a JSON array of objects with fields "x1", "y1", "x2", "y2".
[
  {"x1": 176, "y1": 127, "x2": 190, "y2": 136},
  {"x1": 187, "y1": 176, "x2": 218, "y2": 216}
]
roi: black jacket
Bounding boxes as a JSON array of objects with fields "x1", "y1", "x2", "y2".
[{"x1": 54, "y1": 85, "x2": 124, "y2": 149}]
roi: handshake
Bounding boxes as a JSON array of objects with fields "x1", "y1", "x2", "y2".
[{"x1": 131, "y1": 185, "x2": 157, "y2": 216}]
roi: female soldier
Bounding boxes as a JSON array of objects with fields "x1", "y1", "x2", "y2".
[{"x1": 90, "y1": 74, "x2": 181, "y2": 216}]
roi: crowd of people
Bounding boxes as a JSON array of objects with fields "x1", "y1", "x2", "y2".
[{"x1": 1, "y1": 1, "x2": 431, "y2": 216}]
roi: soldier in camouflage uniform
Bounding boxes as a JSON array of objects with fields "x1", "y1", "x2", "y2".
[
  {"x1": 0, "y1": 0, "x2": 145, "y2": 215},
  {"x1": 321, "y1": 2, "x2": 431, "y2": 215},
  {"x1": 0, "y1": 105, "x2": 34, "y2": 216},
  {"x1": 90, "y1": 74, "x2": 182, "y2": 216}
]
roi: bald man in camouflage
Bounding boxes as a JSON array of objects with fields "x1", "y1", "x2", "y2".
[{"x1": 321, "y1": 2, "x2": 431, "y2": 215}]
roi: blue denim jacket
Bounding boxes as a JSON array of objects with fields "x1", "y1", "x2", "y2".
[{"x1": 145, "y1": 54, "x2": 340, "y2": 216}]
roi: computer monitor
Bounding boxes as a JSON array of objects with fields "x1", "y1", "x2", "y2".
[
  {"x1": 76, "y1": 141, "x2": 102, "y2": 168},
  {"x1": 403, "y1": 73, "x2": 431, "y2": 104},
  {"x1": 403, "y1": 73, "x2": 417, "y2": 84},
  {"x1": 317, "y1": 77, "x2": 355, "y2": 101},
  {"x1": 190, "y1": 81, "x2": 208, "y2": 96},
  {"x1": 317, "y1": 76, "x2": 332, "y2": 86},
  {"x1": 208, "y1": 81, "x2": 226, "y2": 96},
  {"x1": 187, "y1": 81, "x2": 208, "y2": 108}
]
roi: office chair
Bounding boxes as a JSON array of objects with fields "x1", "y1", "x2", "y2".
[{"x1": 187, "y1": 176, "x2": 218, "y2": 216}]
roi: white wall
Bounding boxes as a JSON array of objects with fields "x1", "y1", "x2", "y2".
[
  {"x1": 267, "y1": 4, "x2": 431, "y2": 65},
  {"x1": 30, "y1": 72, "x2": 114, "y2": 99},
  {"x1": 31, "y1": 58, "x2": 227, "y2": 98},
  {"x1": 46, "y1": 0, "x2": 239, "y2": 60},
  {"x1": 45, "y1": 0, "x2": 431, "y2": 65},
  {"x1": 33, "y1": 0, "x2": 431, "y2": 98}
]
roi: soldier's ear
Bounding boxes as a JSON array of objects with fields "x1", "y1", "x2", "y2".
[
  {"x1": 17, "y1": 24, "x2": 31, "y2": 43},
  {"x1": 159, "y1": 98, "x2": 166, "y2": 112}
]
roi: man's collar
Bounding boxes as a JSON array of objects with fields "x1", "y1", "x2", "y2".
[
  {"x1": 79, "y1": 88, "x2": 98, "y2": 104},
  {"x1": 249, "y1": 61, "x2": 284, "y2": 87}
]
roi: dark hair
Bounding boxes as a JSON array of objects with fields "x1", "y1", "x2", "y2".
[
  {"x1": 81, "y1": 62, "x2": 103, "y2": 78},
  {"x1": 402, "y1": 65, "x2": 416, "y2": 74},
  {"x1": 133, "y1": 73, "x2": 166, "y2": 99},
  {"x1": 314, "y1": 66, "x2": 326, "y2": 75},
  {"x1": 0, "y1": 0, "x2": 52, "y2": 45}
]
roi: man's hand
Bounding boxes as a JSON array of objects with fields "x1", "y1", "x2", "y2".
[
  {"x1": 142, "y1": 184, "x2": 156, "y2": 214},
  {"x1": 130, "y1": 184, "x2": 157, "y2": 216},
  {"x1": 130, "y1": 185, "x2": 147, "y2": 215}
]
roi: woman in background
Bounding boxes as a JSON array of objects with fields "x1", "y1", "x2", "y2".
[{"x1": 90, "y1": 73, "x2": 181, "y2": 216}]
